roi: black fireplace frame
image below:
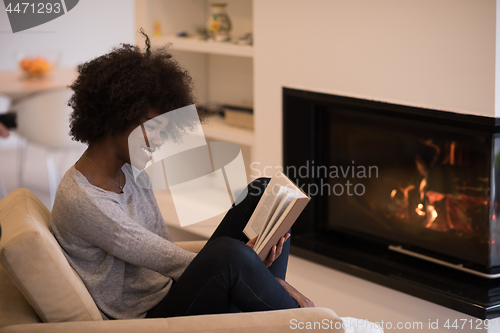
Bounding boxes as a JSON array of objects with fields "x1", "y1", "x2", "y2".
[{"x1": 283, "y1": 87, "x2": 500, "y2": 319}]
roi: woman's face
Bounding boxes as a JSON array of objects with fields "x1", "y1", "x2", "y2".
[{"x1": 127, "y1": 109, "x2": 169, "y2": 171}]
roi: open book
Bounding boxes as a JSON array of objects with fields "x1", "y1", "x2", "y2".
[{"x1": 243, "y1": 171, "x2": 310, "y2": 261}]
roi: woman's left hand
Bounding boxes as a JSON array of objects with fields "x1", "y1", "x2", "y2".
[{"x1": 246, "y1": 233, "x2": 291, "y2": 267}]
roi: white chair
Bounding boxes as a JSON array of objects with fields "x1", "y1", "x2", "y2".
[{"x1": 13, "y1": 88, "x2": 85, "y2": 207}]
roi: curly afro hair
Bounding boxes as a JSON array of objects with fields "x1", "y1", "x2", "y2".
[{"x1": 68, "y1": 30, "x2": 198, "y2": 145}]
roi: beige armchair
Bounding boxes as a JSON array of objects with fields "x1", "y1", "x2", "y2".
[{"x1": 0, "y1": 189, "x2": 348, "y2": 333}]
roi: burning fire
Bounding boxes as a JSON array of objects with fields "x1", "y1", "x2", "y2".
[
  {"x1": 388, "y1": 139, "x2": 487, "y2": 235},
  {"x1": 415, "y1": 203, "x2": 425, "y2": 216},
  {"x1": 412, "y1": 202, "x2": 438, "y2": 227},
  {"x1": 425, "y1": 205, "x2": 438, "y2": 227}
]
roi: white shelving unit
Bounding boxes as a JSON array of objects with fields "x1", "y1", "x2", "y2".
[
  {"x1": 136, "y1": 0, "x2": 255, "y2": 236},
  {"x1": 151, "y1": 36, "x2": 253, "y2": 58},
  {"x1": 137, "y1": 0, "x2": 254, "y2": 103}
]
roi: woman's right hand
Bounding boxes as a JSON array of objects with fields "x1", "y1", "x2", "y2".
[
  {"x1": 246, "y1": 233, "x2": 290, "y2": 268},
  {"x1": 276, "y1": 277, "x2": 315, "y2": 308}
]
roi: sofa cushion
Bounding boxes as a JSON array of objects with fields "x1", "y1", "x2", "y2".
[
  {"x1": 0, "y1": 189, "x2": 102, "y2": 323},
  {"x1": 0, "y1": 264, "x2": 40, "y2": 329}
]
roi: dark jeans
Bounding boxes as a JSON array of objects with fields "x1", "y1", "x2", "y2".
[{"x1": 146, "y1": 178, "x2": 300, "y2": 318}]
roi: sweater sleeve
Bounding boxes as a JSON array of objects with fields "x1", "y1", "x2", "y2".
[{"x1": 64, "y1": 191, "x2": 196, "y2": 281}]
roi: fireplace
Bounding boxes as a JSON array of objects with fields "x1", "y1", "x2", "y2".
[{"x1": 283, "y1": 87, "x2": 500, "y2": 319}]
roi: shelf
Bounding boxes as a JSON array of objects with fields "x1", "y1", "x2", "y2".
[
  {"x1": 151, "y1": 36, "x2": 253, "y2": 58},
  {"x1": 202, "y1": 115, "x2": 254, "y2": 146}
]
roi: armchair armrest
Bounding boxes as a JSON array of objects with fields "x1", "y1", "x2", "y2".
[
  {"x1": 174, "y1": 240, "x2": 207, "y2": 253},
  {"x1": 0, "y1": 308, "x2": 348, "y2": 333}
]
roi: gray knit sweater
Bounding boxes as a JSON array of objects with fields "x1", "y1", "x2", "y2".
[{"x1": 50, "y1": 164, "x2": 196, "y2": 319}]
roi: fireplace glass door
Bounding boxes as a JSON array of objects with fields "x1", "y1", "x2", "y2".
[{"x1": 283, "y1": 88, "x2": 500, "y2": 273}]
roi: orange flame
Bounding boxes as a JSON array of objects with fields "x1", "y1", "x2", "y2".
[
  {"x1": 425, "y1": 205, "x2": 438, "y2": 227},
  {"x1": 415, "y1": 203, "x2": 425, "y2": 216}
]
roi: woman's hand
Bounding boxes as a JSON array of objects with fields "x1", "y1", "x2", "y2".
[
  {"x1": 246, "y1": 233, "x2": 291, "y2": 267},
  {"x1": 276, "y1": 277, "x2": 315, "y2": 308}
]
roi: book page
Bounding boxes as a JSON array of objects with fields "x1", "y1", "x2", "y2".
[
  {"x1": 255, "y1": 193, "x2": 287, "y2": 249},
  {"x1": 243, "y1": 185, "x2": 288, "y2": 239},
  {"x1": 243, "y1": 170, "x2": 310, "y2": 240},
  {"x1": 255, "y1": 190, "x2": 301, "y2": 249},
  {"x1": 256, "y1": 198, "x2": 299, "y2": 255}
]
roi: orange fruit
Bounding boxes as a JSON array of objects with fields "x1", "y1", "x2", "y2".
[
  {"x1": 21, "y1": 56, "x2": 52, "y2": 75},
  {"x1": 19, "y1": 58, "x2": 31, "y2": 71}
]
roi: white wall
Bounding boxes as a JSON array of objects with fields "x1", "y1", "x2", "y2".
[
  {"x1": 0, "y1": 0, "x2": 135, "y2": 70},
  {"x1": 254, "y1": 0, "x2": 496, "y2": 171}
]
